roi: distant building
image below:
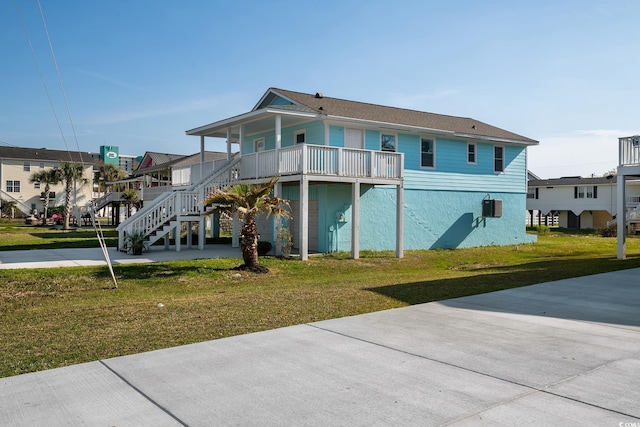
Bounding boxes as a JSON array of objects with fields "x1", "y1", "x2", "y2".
[{"x1": 0, "y1": 146, "x2": 97, "y2": 217}]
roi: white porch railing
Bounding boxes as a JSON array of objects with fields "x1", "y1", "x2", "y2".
[
  {"x1": 240, "y1": 145, "x2": 403, "y2": 180},
  {"x1": 619, "y1": 135, "x2": 640, "y2": 166},
  {"x1": 626, "y1": 194, "x2": 640, "y2": 205}
]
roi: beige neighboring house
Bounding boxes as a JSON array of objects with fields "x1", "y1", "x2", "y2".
[{"x1": 0, "y1": 146, "x2": 96, "y2": 218}]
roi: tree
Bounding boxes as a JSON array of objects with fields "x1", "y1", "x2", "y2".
[
  {"x1": 121, "y1": 188, "x2": 141, "y2": 218},
  {"x1": 0, "y1": 199, "x2": 17, "y2": 218},
  {"x1": 94, "y1": 162, "x2": 125, "y2": 194},
  {"x1": 59, "y1": 162, "x2": 88, "y2": 230},
  {"x1": 29, "y1": 168, "x2": 61, "y2": 225},
  {"x1": 203, "y1": 177, "x2": 289, "y2": 273}
]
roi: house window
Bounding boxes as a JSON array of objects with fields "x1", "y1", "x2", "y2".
[
  {"x1": 467, "y1": 143, "x2": 476, "y2": 164},
  {"x1": 420, "y1": 138, "x2": 435, "y2": 168},
  {"x1": 295, "y1": 130, "x2": 306, "y2": 144},
  {"x1": 254, "y1": 138, "x2": 265, "y2": 152},
  {"x1": 6, "y1": 180, "x2": 20, "y2": 192},
  {"x1": 23, "y1": 162, "x2": 30, "y2": 172},
  {"x1": 381, "y1": 133, "x2": 396, "y2": 152},
  {"x1": 39, "y1": 162, "x2": 45, "y2": 169},
  {"x1": 53, "y1": 163, "x2": 59, "y2": 169},
  {"x1": 494, "y1": 146, "x2": 504, "y2": 172},
  {"x1": 34, "y1": 182, "x2": 41, "y2": 189},
  {"x1": 574, "y1": 186, "x2": 598, "y2": 199}
]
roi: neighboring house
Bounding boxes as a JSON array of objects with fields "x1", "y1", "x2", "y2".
[
  {"x1": 526, "y1": 175, "x2": 627, "y2": 229},
  {"x1": 117, "y1": 87, "x2": 538, "y2": 258},
  {"x1": 0, "y1": 146, "x2": 96, "y2": 217},
  {"x1": 617, "y1": 135, "x2": 640, "y2": 259}
]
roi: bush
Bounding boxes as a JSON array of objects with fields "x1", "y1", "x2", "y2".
[
  {"x1": 257, "y1": 241, "x2": 272, "y2": 256},
  {"x1": 598, "y1": 223, "x2": 617, "y2": 237},
  {"x1": 536, "y1": 225, "x2": 550, "y2": 235}
]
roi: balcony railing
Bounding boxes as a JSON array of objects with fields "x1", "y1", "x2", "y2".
[
  {"x1": 239, "y1": 145, "x2": 403, "y2": 181},
  {"x1": 619, "y1": 135, "x2": 640, "y2": 166}
]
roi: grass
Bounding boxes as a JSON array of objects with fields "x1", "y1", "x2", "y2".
[{"x1": 1, "y1": 222, "x2": 640, "y2": 378}]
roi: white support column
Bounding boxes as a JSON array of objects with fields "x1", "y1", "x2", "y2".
[
  {"x1": 232, "y1": 211, "x2": 240, "y2": 248},
  {"x1": 324, "y1": 122, "x2": 330, "y2": 146},
  {"x1": 200, "y1": 136, "x2": 205, "y2": 183},
  {"x1": 617, "y1": 172, "x2": 626, "y2": 259},
  {"x1": 300, "y1": 176, "x2": 309, "y2": 260},
  {"x1": 396, "y1": 181, "x2": 404, "y2": 258},
  {"x1": 198, "y1": 217, "x2": 205, "y2": 250},
  {"x1": 226, "y1": 128, "x2": 232, "y2": 161},
  {"x1": 351, "y1": 180, "x2": 360, "y2": 259},
  {"x1": 275, "y1": 115, "x2": 282, "y2": 150}
]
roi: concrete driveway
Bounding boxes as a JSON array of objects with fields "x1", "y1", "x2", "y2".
[{"x1": 1, "y1": 268, "x2": 639, "y2": 425}]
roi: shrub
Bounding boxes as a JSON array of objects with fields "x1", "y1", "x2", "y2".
[
  {"x1": 536, "y1": 225, "x2": 550, "y2": 235},
  {"x1": 257, "y1": 240, "x2": 272, "y2": 256},
  {"x1": 598, "y1": 223, "x2": 617, "y2": 237}
]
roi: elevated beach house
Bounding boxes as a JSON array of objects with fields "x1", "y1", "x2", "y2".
[{"x1": 117, "y1": 88, "x2": 538, "y2": 259}]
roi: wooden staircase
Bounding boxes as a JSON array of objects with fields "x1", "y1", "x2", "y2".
[{"x1": 116, "y1": 157, "x2": 240, "y2": 252}]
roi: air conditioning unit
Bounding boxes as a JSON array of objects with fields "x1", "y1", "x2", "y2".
[{"x1": 482, "y1": 199, "x2": 502, "y2": 218}]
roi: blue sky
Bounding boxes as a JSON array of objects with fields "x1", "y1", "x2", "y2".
[{"x1": 1, "y1": 0, "x2": 638, "y2": 179}]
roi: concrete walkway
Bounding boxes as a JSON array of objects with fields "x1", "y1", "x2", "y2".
[
  {"x1": 0, "y1": 245, "x2": 242, "y2": 269},
  {"x1": 1, "y1": 265, "x2": 639, "y2": 425}
]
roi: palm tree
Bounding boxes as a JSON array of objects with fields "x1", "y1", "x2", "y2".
[
  {"x1": 59, "y1": 162, "x2": 88, "y2": 230},
  {"x1": 29, "y1": 168, "x2": 61, "y2": 225},
  {"x1": 95, "y1": 162, "x2": 125, "y2": 194},
  {"x1": 120, "y1": 188, "x2": 141, "y2": 218},
  {"x1": 203, "y1": 177, "x2": 289, "y2": 273}
]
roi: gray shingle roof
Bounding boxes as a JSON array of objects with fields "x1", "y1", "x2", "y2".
[
  {"x1": 0, "y1": 146, "x2": 98, "y2": 164},
  {"x1": 269, "y1": 88, "x2": 538, "y2": 144},
  {"x1": 529, "y1": 176, "x2": 617, "y2": 186}
]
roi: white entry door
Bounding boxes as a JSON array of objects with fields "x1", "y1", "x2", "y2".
[{"x1": 345, "y1": 128, "x2": 363, "y2": 149}]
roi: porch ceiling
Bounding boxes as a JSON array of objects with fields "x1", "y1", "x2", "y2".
[{"x1": 186, "y1": 108, "x2": 319, "y2": 140}]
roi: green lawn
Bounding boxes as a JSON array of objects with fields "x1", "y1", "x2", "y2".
[{"x1": 1, "y1": 223, "x2": 639, "y2": 378}]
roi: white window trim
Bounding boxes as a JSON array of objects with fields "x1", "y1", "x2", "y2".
[
  {"x1": 294, "y1": 129, "x2": 306, "y2": 144},
  {"x1": 380, "y1": 132, "x2": 397, "y2": 152},
  {"x1": 23, "y1": 161, "x2": 30, "y2": 172},
  {"x1": 254, "y1": 137, "x2": 265, "y2": 152},
  {"x1": 493, "y1": 145, "x2": 505, "y2": 173},
  {"x1": 420, "y1": 136, "x2": 436, "y2": 169},
  {"x1": 467, "y1": 142, "x2": 477, "y2": 165}
]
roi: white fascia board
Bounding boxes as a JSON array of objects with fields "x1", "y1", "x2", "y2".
[
  {"x1": 186, "y1": 108, "x2": 319, "y2": 137},
  {"x1": 325, "y1": 115, "x2": 455, "y2": 137},
  {"x1": 454, "y1": 133, "x2": 539, "y2": 146}
]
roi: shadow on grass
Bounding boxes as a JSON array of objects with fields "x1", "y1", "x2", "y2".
[{"x1": 366, "y1": 255, "x2": 640, "y2": 327}]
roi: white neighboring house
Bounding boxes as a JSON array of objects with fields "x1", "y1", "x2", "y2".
[
  {"x1": 526, "y1": 175, "x2": 631, "y2": 229},
  {"x1": 0, "y1": 146, "x2": 96, "y2": 218},
  {"x1": 617, "y1": 135, "x2": 640, "y2": 259}
]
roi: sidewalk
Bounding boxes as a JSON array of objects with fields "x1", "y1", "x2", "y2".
[
  {"x1": 0, "y1": 245, "x2": 242, "y2": 269},
  {"x1": 1, "y1": 267, "x2": 639, "y2": 425}
]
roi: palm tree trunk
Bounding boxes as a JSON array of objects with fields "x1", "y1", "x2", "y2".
[
  {"x1": 42, "y1": 184, "x2": 50, "y2": 226},
  {"x1": 64, "y1": 180, "x2": 72, "y2": 230},
  {"x1": 241, "y1": 214, "x2": 259, "y2": 268}
]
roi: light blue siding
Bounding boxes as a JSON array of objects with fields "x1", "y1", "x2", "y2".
[
  {"x1": 404, "y1": 144, "x2": 527, "y2": 193},
  {"x1": 365, "y1": 130, "x2": 380, "y2": 150},
  {"x1": 281, "y1": 120, "x2": 325, "y2": 147},
  {"x1": 329, "y1": 126, "x2": 344, "y2": 147}
]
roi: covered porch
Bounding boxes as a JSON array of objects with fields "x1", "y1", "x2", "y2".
[{"x1": 187, "y1": 109, "x2": 405, "y2": 261}]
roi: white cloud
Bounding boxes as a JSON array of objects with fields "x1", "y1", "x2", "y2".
[{"x1": 528, "y1": 129, "x2": 636, "y2": 179}]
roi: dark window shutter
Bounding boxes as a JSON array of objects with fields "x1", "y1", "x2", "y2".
[
  {"x1": 535, "y1": 188, "x2": 539, "y2": 199},
  {"x1": 574, "y1": 187, "x2": 578, "y2": 198},
  {"x1": 594, "y1": 186, "x2": 597, "y2": 198}
]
